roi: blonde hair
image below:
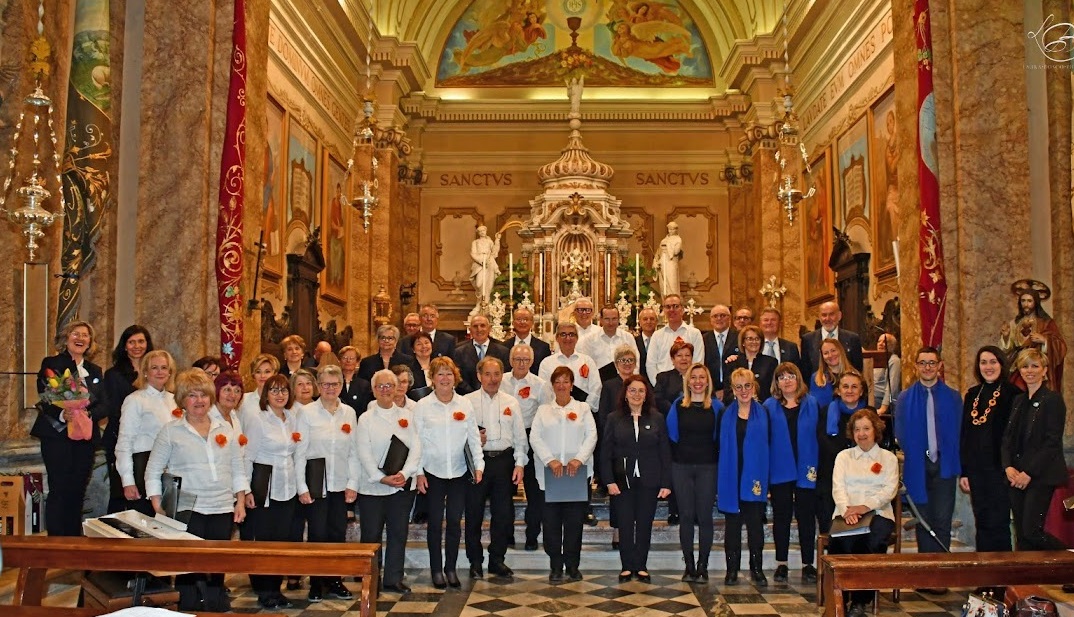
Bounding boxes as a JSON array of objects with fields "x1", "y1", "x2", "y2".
[
  {"x1": 56, "y1": 320, "x2": 99, "y2": 359},
  {"x1": 135, "y1": 350, "x2": 177, "y2": 391},
  {"x1": 814, "y1": 338, "x2": 850, "y2": 388},
  {"x1": 681, "y1": 363, "x2": 713, "y2": 409},
  {"x1": 730, "y1": 367, "x2": 759, "y2": 401},
  {"x1": 1014, "y1": 348, "x2": 1049, "y2": 381},
  {"x1": 175, "y1": 368, "x2": 216, "y2": 409}
]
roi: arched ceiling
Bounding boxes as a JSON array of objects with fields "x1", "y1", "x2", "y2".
[{"x1": 364, "y1": 0, "x2": 784, "y2": 92}]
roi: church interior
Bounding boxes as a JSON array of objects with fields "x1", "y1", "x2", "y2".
[{"x1": 0, "y1": 0, "x2": 1073, "y2": 614}]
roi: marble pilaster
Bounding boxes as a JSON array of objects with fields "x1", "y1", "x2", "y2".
[{"x1": 726, "y1": 183, "x2": 753, "y2": 308}]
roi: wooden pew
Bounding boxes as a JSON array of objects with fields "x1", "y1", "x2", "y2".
[
  {"x1": 0, "y1": 536, "x2": 380, "y2": 617},
  {"x1": 820, "y1": 551, "x2": 1074, "y2": 617}
]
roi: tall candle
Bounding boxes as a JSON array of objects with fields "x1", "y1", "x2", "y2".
[
  {"x1": 508, "y1": 253, "x2": 514, "y2": 299},
  {"x1": 539, "y1": 253, "x2": 545, "y2": 305},
  {"x1": 635, "y1": 253, "x2": 640, "y2": 299},
  {"x1": 605, "y1": 253, "x2": 611, "y2": 300}
]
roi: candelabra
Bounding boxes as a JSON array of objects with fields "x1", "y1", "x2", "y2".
[
  {"x1": 773, "y1": 0, "x2": 815, "y2": 224},
  {"x1": 341, "y1": 3, "x2": 379, "y2": 232}
]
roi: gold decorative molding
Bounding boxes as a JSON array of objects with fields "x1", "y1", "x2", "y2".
[
  {"x1": 720, "y1": 32, "x2": 785, "y2": 92},
  {"x1": 430, "y1": 208, "x2": 481, "y2": 291},
  {"x1": 667, "y1": 206, "x2": 720, "y2": 290},
  {"x1": 401, "y1": 93, "x2": 753, "y2": 123}
]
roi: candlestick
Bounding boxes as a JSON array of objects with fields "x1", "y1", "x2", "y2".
[
  {"x1": 539, "y1": 252, "x2": 545, "y2": 305},
  {"x1": 509, "y1": 253, "x2": 514, "y2": 299},
  {"x1": 634, "y1": 253, "x2": 640, "y2": 300},
  {"x1": 605, "y1": 253, "x2": 611, "y2": 301}
]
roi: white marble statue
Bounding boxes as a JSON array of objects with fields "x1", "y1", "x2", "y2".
[
  {"x1": 470, "y1": 225, "x2": 501, "y2": 310},
  {"x1": 653, "y1": 221, "x2": 683, "y2": 297}
]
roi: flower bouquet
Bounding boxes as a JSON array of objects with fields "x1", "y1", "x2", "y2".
[{"x1": 41, "y1": 368, "x2": 92, "y2": 441}]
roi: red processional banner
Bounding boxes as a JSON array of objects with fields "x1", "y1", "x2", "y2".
[
  {"x1": 914, "y1": 0, "x2": 947, "y2": 348},
  {"x1": 216, "y1": 0, "x2": 247, "y2": 370}
]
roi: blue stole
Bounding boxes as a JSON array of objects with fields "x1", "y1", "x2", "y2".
[
  {"x1": 667, "y1": 396, "x2": 722, "y2": 443},
  {"x1": 826, "y1": 398, "x2": 863, "y2": 436},
  {"x1": 810, "y1": 380, "x2": 834, "y2": 411},
  {"x1": 764, "y1": 395, "x2": 820, "y2": 489},
  {"x1": 894, "y1": 380, "x2": 962, "y2": 503},
  {"x1": 717, "y1": 400, "x2": 770, "y2": 514}
]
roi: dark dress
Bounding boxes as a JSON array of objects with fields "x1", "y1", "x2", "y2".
[
  {"x1": 102, "y1": 362, "x2": 138, "y2": 512},
  {"x1": 721, "y1": 354, "x2": 777, "y2": 405},
  {"x1": 960, "y1": 380, "x2": 1019, "y2": 551}
]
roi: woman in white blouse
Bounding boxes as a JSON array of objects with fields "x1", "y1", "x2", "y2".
[
  {"x1": 291, "y1": 368, "x2": 318, "y2": 406},
  {"x1": 413, "y1": 356, "x2": 484, "y2": 590},
  {"x1": 145, "y1": 369, "x2": 246, "y2": 605},
  {"x1": 391, "y1": 365, "x2": 418, "y2": 410},
  {"x1": 530, "y1": 365, "x2": 598, "y2": 584},
  {"x1": 240, "y1": 353, "x2": 279, "y2": 417},
  {"x1": 830, "y1": 407, "x2": 899, "y2": 617},
  {"x1": 241, "y1": 373, "x2": 299, "y2": 610},
  {"x1": 294, "y1": 365, "x2": 358, "y2": 603},
  {"x1": 356, "y1": 369, "x2": 423, "y2": 595},
  {"x1": 115, "y1": 349, "x2": 177, "y2": 516},
  {"x1": 210, "y1": 371, "x2": 244, "y2": 441},
  {"x1": 286, "y1": 366, "x2": 319, "y2": 592}
]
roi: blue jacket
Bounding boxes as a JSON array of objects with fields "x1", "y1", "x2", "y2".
[
  {"x1": 666, "y1": 395, "x2": 722, "y2": 443},
  {"x1": 895, "y1": 380, "x2": 962, "y2": 503},
  {"x1": 717, "y1": 399, "x2": 770, "y2": 514},
  {"x1": 765, "y1": 395, "x2": 820, "y2": 489}
]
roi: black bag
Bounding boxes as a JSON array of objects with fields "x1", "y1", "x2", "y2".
[{"x1": 177, "y1": 578, "x2": 231, "y2": 613}]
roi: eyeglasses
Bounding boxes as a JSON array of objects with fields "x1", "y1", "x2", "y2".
[
  {"x1": 268, "y1": 387, "x2": 289, "y2": 395},
  {"x1": 664, "y1": 304, "x2": 682, "y2": 310},
  {"x1": 731, "y1": 383, "x2": 754, "y2": 391},
  {"x1": 616, "y1": 357, "x2": 636, "y2": 365},
  {"x1": 916, "y1": 360, "x2": 939, "y2": 368},
  {"x1": 374, "y1": 383, "x2": 395, "y2": 390},
  {"x1": 557, "y1": 332, "x2": 578, "y2": 338},
  {"x1": 743, "y1": 336, "x2": 761, "y2": 342},
  {"x1": 319, "y1": 382, "x2": 342, "y2": 389},
  {"x1": 575, "y1": 307, "x2": 593, "y2": 314},
  {"x1": 776, "y1": 373, "x2": 797, "y2": 381},
  {"x1": 625, "y1": 387, "x2": 647, "y2": 395},
  {"x1": 204, "y1": 369, "x2": 220, "y2": 378},
  {"x1": 378, "y1": 336, "x2": 397, "y2": 341}
]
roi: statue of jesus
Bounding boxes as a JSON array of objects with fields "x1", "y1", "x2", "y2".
[{"x1": 653, "y1": 221, "x2": 683, "y2": 297}]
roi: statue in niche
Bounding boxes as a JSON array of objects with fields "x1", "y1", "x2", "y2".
[
  {"x1": 567, "y1": 76, "x2": 584, "y2": 116},
  {"x1": 653, "y1": 221, "x2": 683, "y2": 297},
  {"x1": 470, "y1": 225, "x2": 502, "y2": 310},
  {"x1": 999, "y1": 279, "x2": 1067, "y2": 391}
]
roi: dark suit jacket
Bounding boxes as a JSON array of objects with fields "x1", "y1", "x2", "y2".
[
  {"x1": 654, "y1": 369, "x2": 685, "y2": 415},
  {"x1": 1001, "y1": 387, "x2": 1068, "y2": 487},
  {"x1": 32, "y1": 351, "x2": 107, "y2": 443},
  {"x1": 341, "y1": 374, "x2": 373, "y2": 416},
  {"x1": 452, "y1": 339, "x2": 511, "y2": 394},
  {"x1": 357, "y1": 352, "x2": 425, "y2": 388},
  {"x1": 279, "y1": 356, "x2": 318, "y2": 379},
  {"x1": 600, "y1": 409, "x2": 672, "y2": 490},
  {"x1": 721, "y1": 354, "x2": 778, "y2": 405},
  {"x1": 763, "y1": 337, "x2": 802, "y2": 368},
  {"x1": 399, "y1": 330, "x2": 457, "y2": 359},
  {"x1": 800, "y1": 328, "x2": 864, "y2": 379},
  {"x1": 702, "y1": 328, "x2": 738, "y2": 391},
  {"x1": 504, "y1": 336, "x2": 552, "y2": 376},
  {"x1": 598, "y1": 375, "x2": 625, "y2": 430},
  {"x1": 636, "y1": 334, "x2": 651, "y2": 381}
]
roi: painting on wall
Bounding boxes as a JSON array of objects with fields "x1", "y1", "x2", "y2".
[
  {"x1": 869, "y1": 87, "x2": 898, "y2": 277},
  {"x1": 262, "y1": 96, "x2": 287, "y2": 277},
  {"x1": 836, "y1": 115, "x2": 871, "y2": 227},
  {"x1": 805, "y1": 149, "x2": 835, "y2": 305},
  {"x1": 287, "y1": 118, "x2": 318, "y2": 235},
  {"x1": 321, "y1": 152, "x2": 348, "y2": 303},
  {"x1": 436, "y1": 0, "x2": 713, "y2": 87}
]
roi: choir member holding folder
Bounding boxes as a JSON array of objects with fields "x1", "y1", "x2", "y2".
[
  {"x1": 356, "y1": 369, "x2": 423, "y2": 595},
  {"x1": 115, "y1": 350, "x2": 177, "y2": 517},
  {"x1": 530, "y1": 365, "x2": 598, "y2": 584},
  {"x1": 294, "y1": 365, "x2": 359, "y2": 603}
]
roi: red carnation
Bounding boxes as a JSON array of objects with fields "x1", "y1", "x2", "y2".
[
  {"x1": 341, "y1": 423, "x2": 352, "y2": 434},
  {"x1": 453, "y1": 411, "x2": 466, "y2": 421},
  {"x1": 518, "y1": 386, "x2": 531, "y2": 399},
  {"x1": 215, "y1": 434, "x2": 228, "y2": 447},
  {"x1": 172, "y1": 408, "x2": 183, "y2": 418},
  {"x1": 578, "y1": 364, "x2": 590, "y2": 379},
  {"x1": 398, "y1": 418, "x2": 409, "y2": 428},
  {"x1": 292, "y1": 432, "x2": 302, "y2": 443},
  {"x1": 238, "y1": 434, "x2": 248, "y2": 446},
  {"x1": 503, "y1": 407, "x2": 512, "y2": 416},
  {"x1": 871, "y1": 462, "x2": 883, "y2": 475},
  {"x1": 567, "y1": 412, "x2": 578, "y2": 422}
]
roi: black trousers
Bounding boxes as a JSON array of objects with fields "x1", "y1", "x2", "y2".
[
  {"x1": 965, "y1": 468, "x2": 1013, "y2": 552},
  {"x1": 543, "y1": 499, "x2": 586, "y2": 571},
  {"x1": 523, "y1": 431, "x2": 544, "y2": 544},
  {"x1": 177, "y1": 512, "x2": 234, "y2": 588},
  {"x1": 916, "y1": 458, "x2": 956, "y2": 553},
  {"x1": 770, "y1": 482, "x2": 818, "y2": 564},
  {"x1": 613, "y1": 485, "x2": 659, "y2": 572},
  {"x1": 357, "y1": 490, "x2": 414, "y2": 586},
  {"x1": 830, "y1": 514, "x2": 895, "y2": 604},
  {"x1": 425, "y1": 472, "x2": 468, "y2": 574},
  {"x1": 465, "y1": 450, "x2": 515, "y2": 566},
  {"x1": 307, "y1": 491, "x2": 349, "y2": 591},
  {"x1": 670, "y1": 462, "x2": 717, "y2": 564},
  {"x1": 1010, "y1": 482, "x2": 1067, "y2": 551},
  {"x1": 816, "y1": 481, "x2": 836, "y2": 535},
  {"x1": 724, "y1": 501, "x2": 765, "y2": 568},
  {"x1": 246, "y1": 496, "x2": 296, "y2": 597},
  {"x1": 40, "y1": 437, "x2": 95, "y2": 537}
]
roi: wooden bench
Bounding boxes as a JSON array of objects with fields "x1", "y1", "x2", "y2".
[
  {"x1": 5, "y1": 607, "x2": 287, "y2": 617},
  {"x1": 819, "y1": 550, "x2": 1074, "y2": 617},
  {"x1": 0, "y1": 535, "x2": 380, "y2": 617}
]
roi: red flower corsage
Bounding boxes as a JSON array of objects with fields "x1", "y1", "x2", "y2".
[
  {"x1": 453, "y1": 411, "x2": 466, "y2": 421},
  {"x1": 292, "y1": 432, "x2": 302, "y2": 443},
  {"x1": 238, "y1": 434, "x2": 248, "y2": 447},
  {"x1": 398, "y1": 418, "x2": 409, "y2": 428},
  {"x1": 567, "y1": 412, "x2": 578, "y2": 421},
  {"x1": 503, "y1": 407, "x2": 512, "y2": 416},
  {"x1": 215, "y1": 434, "x2": 228, "y2": 447},
  {"x1": 578, "y1": 364, "x2": 590, "y2": 379},
  {"x1": 870, "y1": 462, "x2": 883, "y2": 475},
  {"x1": 341, "y1": 423, "x2": 352, "y2": 434},
  {"x1": 518, "y1": 386, "x2": 531, "y2": 399},
  {"x1": 171, "y1": 408, "x2": 183, "y2": 418}
]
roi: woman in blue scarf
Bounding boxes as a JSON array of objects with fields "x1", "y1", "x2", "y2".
[
  {"x1": 816, "y1": 370, "x2": 867, "y2": 533},
  {"x1": 764, "y1": 362, "x2": 820, "y2": 584},
  {"x1": 717, "y1": 368, "x2": 772, "y2": 586},
  {"x1": 809, "y1": 338, "x2": 850, "y2": 410}
]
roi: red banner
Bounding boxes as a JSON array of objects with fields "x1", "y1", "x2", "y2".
[
  {"x1": 216, "y1": 0, "x2": 247, "y2": 370},
  {"x1": 914, "y1": 0, "x2": 947, "y2": 348}
]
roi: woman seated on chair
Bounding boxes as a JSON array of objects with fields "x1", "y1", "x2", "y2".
[{"x1": 830, "y1": 407, "x2": 899, "y2": 617}]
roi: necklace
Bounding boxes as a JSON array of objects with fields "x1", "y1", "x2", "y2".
[{"x1": 970, "y1": 384, "x2": 1001, "y2": 426}]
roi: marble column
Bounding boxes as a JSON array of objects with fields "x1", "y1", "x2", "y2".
[{"x1": 726, "y1": 183, "x2": 753, "y2": 309}]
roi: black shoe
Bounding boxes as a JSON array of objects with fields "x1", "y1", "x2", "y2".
[
  {"x1": 566, "y1": 567, "x2": 583, "y2": 581},
  {"x1": 549, "y1": 569, "x2": 564, "y2": 584},
  {"x1": 383, "y1": 582, "x2": 411, "y2": 594},
  {"x1": 507, "y1": 536, "x2": 516, "y2": 548},
  {"x1": 695, "y1": 560, "x2": 709, "y2": 582},
  {"x1": 585, "y1": 512, "x2": 597, "y2": 526},
  {"x1": 257, "y1": 595, "x2": 279, "y2": 609},
  {"x1": 636, "y1": 571, "x2": 652, "y2": 583},
  {"x1": 286, "y1": 576, "x2": 303, "y2": 590},
  {"x1": 619, "y1": 571, "x2": 633, "y2": 583},
  {"x1": 724, "y1": 570, "x2": 739, "y2": 585},
  {"x1": 432, "y1": 572, "x2": 447, "y2": 589},
  {"x1": 847, "y1": 602, "x2": 867, "y2": 617},
  {"x1": 445, "y1": 570, "x2": 461, "y2": 588},
  {"x1": 307, "y1": 589, "x2": 323, "y2": 603},
  {"x1": 272, "y1": 592, "x2": 293, "y2": 609},
  {"x1": 682, "y1": 563, "x2": 697, "y2": 582},
  {"x1": 667, "y1": 513, "x2": 680, "y2": 525},
  {"x1": 774, "y1": 564, "x2": 789, "y2": 582},
  {"x1": 488, "y1": 562, "x2": 514, "y2": 578},
  {"x1": 802, "y1": 564, "x2": 817, "y2": 583},
  {"x1": 326, "y1": 581, "x2": 353, "y2": 600},
  {"x1": 469, "y1": 564, "x2": 484, "y2": 579},
  {"x1": 525, "y1": 540, "x2": 539, "y2": 551},
  {"x1": 750, "y1": 568, "x2": 768, "y2": 587}
]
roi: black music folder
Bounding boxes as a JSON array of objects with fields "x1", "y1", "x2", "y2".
[
  {"x1": 381, "y1": 435, "x2": 410, "y2": 476},
  {"x1": 250, "y1": 462, "x2": 273, "y2": 507},
  {"x1": 544, "y1": 464, "x2": 589, "y2": 503},
  {"x1": 305, "y1": 457, "x2": 327, "y2": 499}
]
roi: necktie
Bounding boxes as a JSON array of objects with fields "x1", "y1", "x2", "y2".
[
  {"x1": 826, "y1": 330, "x2": 836, "y2": 339},
  {"x1": 644, "y1": 336, "x2": 649, "y2": 351},
  {"x1": 764, "y1": 340, "x2": 776, "y2": 358},
  {"x1": 926, "y1": 386, "x2": 938, "y2": 463},
  {"x1": 716, "y1": 332, "x2": 725, "y2": 382},
  {"x1": 477, "y1": 344, "x2": 486, "y2": 360}
]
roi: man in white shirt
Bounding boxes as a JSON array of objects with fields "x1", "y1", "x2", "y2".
[
  {"x1": 504, "y1": 307, "x2": 552, "y2": 374},
  {"x1": 464, "y1": 358, "x2": 527, "y2": 579},
  {"x1": 503, "y1": 344, "x2": 553, "y2": 550},
  {"x1": 573, "y1": 297, "x2": 600, "y2": 340},
  {"x1": 578, "y1": 305, "x2": 640, "y2": 380},
  {"x1": 646, "y1": 294, "x2": 704, "y2": 385}
]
